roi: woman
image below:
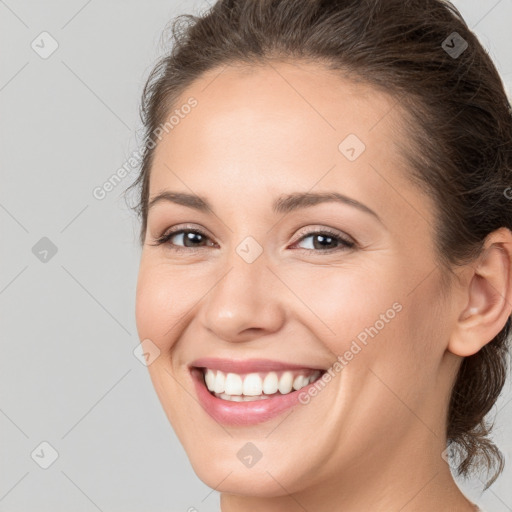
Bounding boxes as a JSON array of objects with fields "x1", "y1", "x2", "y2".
[{"x1": 127, "y1": 0, "x2": 512, "y2": 510}]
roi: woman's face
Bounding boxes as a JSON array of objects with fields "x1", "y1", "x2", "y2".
[{"x1": 135, "y1": 61, "x2": 460, "y2": 497}]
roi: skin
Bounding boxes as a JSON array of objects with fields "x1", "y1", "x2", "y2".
[{"x1": 135, "y1": 60, "x2": 512, "y2": 511}]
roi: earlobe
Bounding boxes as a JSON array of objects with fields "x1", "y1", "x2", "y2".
[{"x1": 448, "y1": 227, "x2": 512, "y2": 358}]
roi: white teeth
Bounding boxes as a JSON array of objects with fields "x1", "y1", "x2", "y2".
[
  {"x1": 205, "y1": 369, "x2": 216, "y2": 390},
  {"x1": 293, "y1": 374, "x2": 305, "y2": 390},
  {"x1": 263, "y1": 372, "x2": 279, "y2": 394},
  {"x1": 278, "y1": 371, "x2": 293, "y2": 394},
  {"x1": 213, "y1": 371, "x2": 225, "y2": 394},
  {"x1": 216, "y1": 392, "x2": 270, "y2": 402},
  {"x1": 243, "y1": 373, "x2": 263, "y2": 396},
  {"x1": 224, "y1": 373, "x2": 243, "y2": 395},
  {"x1": 202, "y1": 368, "x2": 321, "y2": 400}
]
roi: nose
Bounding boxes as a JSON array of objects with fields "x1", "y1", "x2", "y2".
[{"x1": 199, "y1": 252, "x2": 286, "y2": 343}]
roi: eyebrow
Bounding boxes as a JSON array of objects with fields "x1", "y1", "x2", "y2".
[{"x1": 148, "y1": 190, "x2": 382, "y2": 222}]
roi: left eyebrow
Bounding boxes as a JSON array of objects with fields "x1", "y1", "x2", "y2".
[
  {"x1": 272, "y1": 192, "x2": 381, "y2": 222},
  {"x1": 147, "y1": 190, "x2": 382, "y2": 224}
]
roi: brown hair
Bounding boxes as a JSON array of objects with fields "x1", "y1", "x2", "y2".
[{"x1": 126, "y1": 0, "x2": 512, "y2": 488}]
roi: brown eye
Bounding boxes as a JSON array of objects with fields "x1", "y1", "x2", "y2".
[
  {"x1": 169, "y1": 230, "x2": 210, "y2": 248},
  {"x1": 293, "y1": 229, "x2": 355, "y2": 252},
  {"x1": 152, "y1": 227, "x2": 216, "y2": 251}
]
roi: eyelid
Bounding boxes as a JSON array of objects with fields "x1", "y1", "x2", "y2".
[
  {"x1": 151, "y1": 222, "x2": 357, "y2": 257},
  {"x1": 163, "y1": 223, "x2": 215, "y2": 241},
  {"x1": 149, "y1": 223, "x2": 217, "y2": 249},
  {"x1": 291, "y1": 225, "x2": 355, "y2": 246}
]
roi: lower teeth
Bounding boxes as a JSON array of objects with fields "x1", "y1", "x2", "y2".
[{"x1": 214, "y1": 392, "x2": 276, "y2": 402}]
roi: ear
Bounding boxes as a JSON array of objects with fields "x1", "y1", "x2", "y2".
[{"x1": 448, "y1": 227, "x2": 512, "y2": 357}]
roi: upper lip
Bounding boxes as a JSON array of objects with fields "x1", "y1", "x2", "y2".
[{"x1": 190, "y1": 357, "x2": 326, "y2": 374}]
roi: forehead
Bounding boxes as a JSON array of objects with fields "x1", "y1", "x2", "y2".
[{"x1": 148, "y1": 60, "x2": 421, "y2": 220}]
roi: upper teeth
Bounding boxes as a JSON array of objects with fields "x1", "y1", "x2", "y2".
[{"x1": 203, "y1": 369, "x2": 321, "y2": 397}]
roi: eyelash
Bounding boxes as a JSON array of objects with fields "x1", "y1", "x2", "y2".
[{"x1": 150, "y1": 225, "x2": 356, "y2": 254}]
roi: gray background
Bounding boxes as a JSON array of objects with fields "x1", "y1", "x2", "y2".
[{"x1": 0, "y1": 1, "x2": 511, "y2": 511}]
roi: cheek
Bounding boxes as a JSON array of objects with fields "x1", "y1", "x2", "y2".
[
  {"x1": 298, "y1": 259, "x2": 443, "y2": 387},
  {"x1": 135, "y1": 262, "x2": 187, "y2": 351},
  {"x1": 346, "y1": 267, "x2": 448, "y2": 409},
  {"x1": 135, "y1": 258, "x2": 222, "y2": 352},
  {"x1": 287, "y1": 263, "x2": 402, "y2": 356}
]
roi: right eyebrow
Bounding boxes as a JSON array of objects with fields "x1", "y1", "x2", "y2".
[{"x1": 148, "y1": 191, "x2": 211, "y2": 213}]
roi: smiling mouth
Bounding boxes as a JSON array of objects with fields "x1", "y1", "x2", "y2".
[
  {"x1": 195, "y1": 367, "x2": 326, "y2": 402},
  {"x1": 188, "y1": 360, "x2": 330, "y2": 425}
]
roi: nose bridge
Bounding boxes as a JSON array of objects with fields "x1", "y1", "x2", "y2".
[{"x1": 200, "y1": 241, "x2": 284, "y2": 340}]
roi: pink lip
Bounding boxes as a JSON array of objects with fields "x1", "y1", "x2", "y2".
[
  {"x1": 190, "y1": 366, "x2": 325, "y2": 426},
  {"x1": 190, "y1": 357, "x2": 325, "y2": 374}
]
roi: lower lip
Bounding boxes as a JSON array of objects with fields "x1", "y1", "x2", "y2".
[{"x1": 190, "y1": 367, "x2": 322, "y2": 426}]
